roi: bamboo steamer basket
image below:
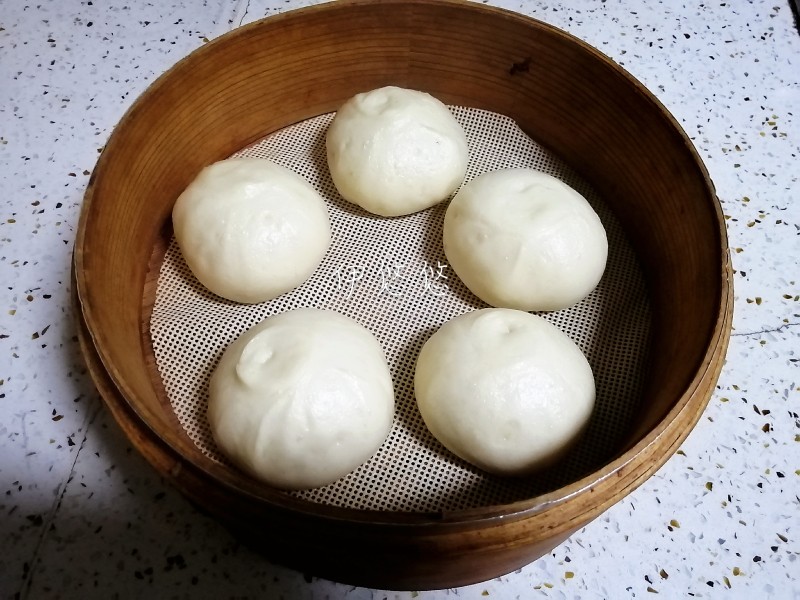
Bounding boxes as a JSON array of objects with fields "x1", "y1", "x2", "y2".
[{"x1": 73, "y1": 0, "x2": 732, "y2": 590}]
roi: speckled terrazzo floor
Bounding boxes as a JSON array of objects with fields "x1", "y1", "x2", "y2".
[{"x1": 1, "y1": 1, "x2": 798, "y2": 598}]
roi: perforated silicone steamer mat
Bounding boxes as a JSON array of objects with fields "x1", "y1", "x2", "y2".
[{"x1": 150, "y1": 107, "x2": 651, "y2": 513}]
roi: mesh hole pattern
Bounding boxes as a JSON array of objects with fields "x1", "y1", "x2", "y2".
[{"x1": 150, "y1": 108, "x2": 651, "y2": 513}]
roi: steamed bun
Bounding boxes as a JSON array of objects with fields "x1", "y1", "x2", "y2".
[
  {"x1": 326, "y1": 86, "x2": 469, "y2": 217},
  {"x1": 208, "y1": 308, "x2": 395, "y2": 490},
  {"x1": 443, "y1": 168, "x2": 608, "y2": 311},
  {"x1": 172, "y1": 157, "x2": 330, "y2": 304},
  {"x1": 414, "y1": 308, "x2": 595, "y2": 476}
]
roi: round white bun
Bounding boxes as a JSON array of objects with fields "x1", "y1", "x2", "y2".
[
  {"x1": 208, "y1": 308, "x2": 395, "y2": 490},
  {"x1": 414, "y1": 308, "x2": 595, "y2": 476},
  {"x1": 172, "y1": 157, "x2": 330, "y2": 304},
  {"x1": 443, "y1": 168, "x2": 608, "y2": 311},
  {"x1": 326, "y1": 86, "x2": 469, "y2": 217}
]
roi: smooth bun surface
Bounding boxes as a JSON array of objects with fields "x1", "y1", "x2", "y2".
[
  {"x1": 443, "y1": 168, "x2": 608, "y2": 311},
  {"x1": 414, "y1": 308, "x2": 595, "y2": 476},
  {"x1": 326, "y1": 86, "x2": 469, "y2": 217},
  {"x1": 208, "y1": 308, "x2": 395, "y2": 490},
  {"x1": 172, "y1": 157, "x2": 330, "y2": 304}
]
